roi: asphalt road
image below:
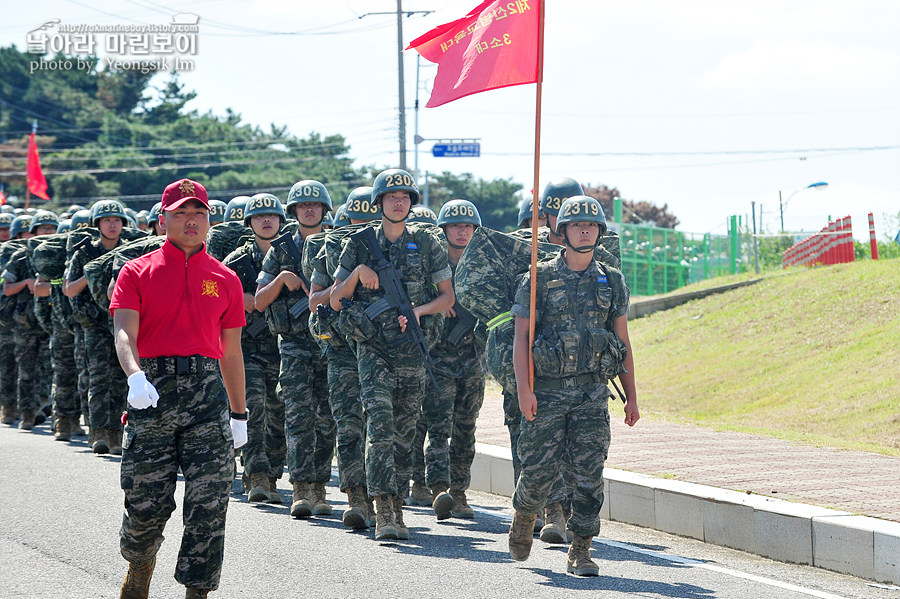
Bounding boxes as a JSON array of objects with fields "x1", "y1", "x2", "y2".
[{"x1": 2, "y1": 426, "x2": 897, "y2": 599}]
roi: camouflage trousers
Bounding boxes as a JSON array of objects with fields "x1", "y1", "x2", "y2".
[
  {"x1": 241, "y1": 346, "x2": 284, "y2": 479},
  {"x1": 12, "y1": 327, "x2": 49, "y2": 413},
  {"x1": 50, "y1": 326, "x2": 79, "y2": 418},
  {"x1": 326, "y1": 343, "x2": 366, "y2": 491},
  {"x1": 0, "y1": 326, "x2": 16, "y2": 410},
  {"x1": 412, "y1": 369, "x2": 486, "y2": 491},
  {"x1": 357, "y1": 342, "x2": 425, "y2": 497},
  {"x1": 121, "y1": 356, "x2": 234, "y2": 591},
  {"x1": 278, "y1": 335, "x2": 334, "y2": 485},
  {"x1": 512, "y1": 385, "x2": 611, "y2": 538},
  {"x1": 84, "y1": 325, "x2": 127, "y2": 431},
  {"x1": 74, "y1": 327, "x2": 89, "y2": 423},
  {"x1": 503, "y1": 388, "x2": 569, "y2": 506}
]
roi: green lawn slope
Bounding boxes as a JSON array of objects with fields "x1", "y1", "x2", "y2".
[{"x1": 629, "y1": 258, "x2": 900, "y2": 455}]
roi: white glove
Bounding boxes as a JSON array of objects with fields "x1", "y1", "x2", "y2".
[
  {"x1": 127, "y1": 371, "x2": 159, "y2": 410},
  {"x1": 231, "y1": 417, "x2": 248, "y2": 449}
]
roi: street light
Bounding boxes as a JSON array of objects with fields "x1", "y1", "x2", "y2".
[{"x1": 779, "y1": 181, "x2": 828, "y2": 231}]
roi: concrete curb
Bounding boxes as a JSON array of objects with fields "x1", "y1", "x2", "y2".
[
  {"x1": 627, "y1": 278, "x2": 763, "y2": 320},
  {"x1": 471, "y1": 442, "x2": 900, "y2": 585}
]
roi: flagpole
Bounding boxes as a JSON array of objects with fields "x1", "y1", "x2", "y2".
[
  {"x1": 528, "y1": 0, "x2": 546, "y2": 393},
  {"x1": 25, "y1": 120, "x2": 38, "y2": 210}
]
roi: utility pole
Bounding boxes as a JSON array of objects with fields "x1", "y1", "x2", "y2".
[{"x1": 396, "y1": 0, "x2": 407, "y2": 170}]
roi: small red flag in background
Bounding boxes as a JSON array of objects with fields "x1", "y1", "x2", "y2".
[
  {"x1": 407, "y1": 0, "x2": 540, "y2": 108},
  {"x1": 27, "y1": 132, "x2": 50, "y2": 200},
  {"x1": 0, "y1": 189, "x2": 6, "y2": 206}
]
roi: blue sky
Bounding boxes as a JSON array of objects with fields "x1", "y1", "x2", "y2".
[{"x1": 3, "y1": 0, "x2": 899, "y2": 241}]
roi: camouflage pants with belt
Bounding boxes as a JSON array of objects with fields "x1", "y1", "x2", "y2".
[
  {"x1": 278, "y1": 335, "x2": 334, "y2": 485},
  {"x1": 120, "y1": 356, "x2": 234, "y2": 591},
  {"x1": 503, "y1": 388, "x2": 570, "y2": 507},
  {"x1": 50, "y1": 326, "x2": 79, "y2": 418},
  {"x1": 13, "y1": 327, "x2": 47, "y2": 413},
  {"x1": 241, "y1": 348, "x2": 283, "y2": 480},
  {"x1": 357, "y1": 342, "x2": 425, "y2": 497},
  {"x1": 327, "y1": 343, "x2": 366, "y2": 491},
  {"x1": 413, "y1": 369, "x2": 485, "y2": 491},
  {"x1": 74, "y1": 326, "x2": 89, "y2": 422},
  {"x1": 512, "y1": 385, "x2": 611, "y2": 538},
  {"x1": 0, "y1": 326, "x2": 16, "y2": 410},
  {"x1": 84, "y1": 325, "x2": 127, "y2": 431}
]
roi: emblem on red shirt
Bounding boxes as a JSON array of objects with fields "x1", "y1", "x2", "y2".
[
  {"x1": 201, "y1": 279, "x2": 219, "y2": 298},
  {"x1": 179, "y1": 180, "x2": 195, "y2": 197}
]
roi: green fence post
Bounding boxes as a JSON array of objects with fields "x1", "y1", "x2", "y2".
[
  {"x1": 729, "y1": 215, "x2": 740, "y2": 274},
  {"x1": 613, "y1": 197, "x2": 623, "y2": 225}
]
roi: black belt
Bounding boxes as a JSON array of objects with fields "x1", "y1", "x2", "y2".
[
  {"x1": 141, "y1": 355, "x2": 218, "y2": 377},
  {"x1": 532, "y1": 372, "x2": 603, "y2": 391}
]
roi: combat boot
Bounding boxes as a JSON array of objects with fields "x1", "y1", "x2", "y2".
[
  {"x1": 310, "y1": 482, "x2": 333, "y2": 515},
  {"x1": 374, "y1": 495, "x2": 398, "y2": 540},
  {"x1": 431, "y1": 482, "x2": 453, "y2": 520},
  {"x1": 449, "y1": 488, "x2": 475, "y2": 519},
  {"x1": 71, "y1": 416, "x2": 86, "y2": 437},
  {"x1": 540, "y1": 501, "x2": 568, "y2": 544},
  {"x1": 33, "y1": 409, "x2": 46, "y2": 426},
  {"x1": 184, "y1": 588, "x2": 210, "y2": 598},
  {"x1": 508, "y1": 511, "x2": 537, "y2": 561},
  {"x1": 18, "y1": 410, "x2": 36, "y2": 431},
  {"x1": 92, "y1": 428, "x2": 110, "y2": 454},
  {"x1": 120, "y1": 556, "x2": 155, "y2": 599},
  {"x1": 365, "y1": 492, "x2": 376, "y2": 528},
  {"x1": 567, "y1": 535, "x2": 599, "y2": 576},
  {"x1": 290, "y1": 482, "x2": 312, "y2": 518},
  {"x1": 1, "y1": 405, "x2": 18, "y2": 425},
  {"x1": 392, "y1": 495, "x2": 409, "y2": 540},
  {"x1": 409, "y1": 482, "x2": 433, "y2": 506},
  {"x1": 54, "y1": 416, "x2": 72, "y2": 442},
  {"x1": 266, "y1": 477, "x2": 283, "y2": 504},
  {"x1": 247, "y1": 472, "x2": 269, "y2": 503},
  {"x1": 109, "y1": 429, "x2": 124, "y2": 456},
  {"x1": 342, "y1": 486, "x2": 368, "y2": 529}
]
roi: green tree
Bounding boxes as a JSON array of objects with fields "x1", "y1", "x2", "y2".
[{"x1": 426, "y1": 171, "x2": 521, "y2": 231}]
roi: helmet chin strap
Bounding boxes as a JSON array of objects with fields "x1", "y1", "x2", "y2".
[
  {"x1": 562, "y1": 226, "x2": 597, "y2": 253},
  {"x1": 447, "y1": 240, "x2": 467, "y2": 250},
  {"x1": 383, "y1": 206, "x2": 411, "y2": 224}
]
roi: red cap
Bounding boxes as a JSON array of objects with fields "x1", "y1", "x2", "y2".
[{"x1": 161, "y1": 178, "x2": 210, "y2": 212}]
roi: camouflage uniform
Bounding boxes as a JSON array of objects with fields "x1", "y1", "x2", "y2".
[
  {"x1": 223, "y1": 241, "x2": 283, "y2": 482},
  {"x1": 257, "y1": 232, "x2": 335, "y2": 488},
  {"x1": 510, "y1": 250, "x2": 629, "y2": 537},
  {"x1": 2, "y1": 247, "x2": 49, "y2": 417},
  {"x1": 120, "y1": 356, "x2": 234, "y2": 590},
  {"x1": 68, "y1": 239, "x2": 126, "y2": 433},
  {"x1": 335, "y1": 224, "x2": 451, "y2": 497},
  {"x1": 413, "y1": 262, "x2": 486, "y2": 492},
  {"x1": 308, "y1": 227, "x2": 367, "y2": 492}
]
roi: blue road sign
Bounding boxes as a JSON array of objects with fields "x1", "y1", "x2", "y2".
[{"x1": 432, "y1": 143, "x2": 480, "y2": 157}]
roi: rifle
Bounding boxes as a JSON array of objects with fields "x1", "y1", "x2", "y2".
[
  {"x1": 446, "y1": 299, "x2": 477, "y2": 346},
  {"x1": 269, "y1": 232, "x2": 311, "y2": 319},
  {"x1": 350, "y1": 226, "x2": 440, "y2": 390},
  {"x1": 70, "y1": 235, "x2": 102, "y2": 261},
  {"x1": 226, "y1": 254, "x2": 270, "y2": 338}
]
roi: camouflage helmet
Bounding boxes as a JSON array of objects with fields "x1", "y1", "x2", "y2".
[
  {"x1": 56, "y1": 219, "x2": 72, "y2": 234},
  {"x1": 286, "y1": 180, "x2": 333, "y2": 214},
  {"x1": 208, "y1": 199, "x2": 228, "y2": 225},
  {"x1": 135, "y1": 210, "x2": 149, "y2": 226},
  {"x1": 372, "y1": 168, "x2": 419, "y2": 206},
  {"x1": 30, "y1": 210, "x2": 59, "y2": 233},
  {"x1": 332, "y1": 204, "x2": 351, "y2": 228},
  {"x1": 147, "y1": 202, "x2": 163, "y2": 226},
  {"x1": 9, "y1": 215, "x2": 32, "y2": 238},
  {"x1": 517, "y1": 196, "x2": 537, "y2": 228},
  {"x1": 555, "y1": 195, "x2": 608, "y2": 237},
  {"x1": 342, "y1": 186, "x2": 380, "y2": 221},
  {"x1": 0, "y1": 213, "x2": 13, "y2": 228},
  {"x1": 540, "y1": 177, "x2": 584, "y2": 218},
  {"x1": 437, "y1": 199, "x2": 481, "y2": 228},
  {"x1": 70, "y1": 209, "x2": 92, "y2": 230},
  {"x1": 67, "y1": 204, "x2": 86, "y2": 214},
  {"x1": 0, "y1": 205, "x2": 15, "y2": 214},
  {"x1": 243, "y1": 193, "x2": 286, "y2": 227},
  {"x1": 90, "y1": 199, "x2": 128, "y2": 227},
  {"x1": 225, "y1": 196, "x2": 251, "y2": 222},
  {"x1": 25, "y1": 207, "x2": 37, "y2": 216},
  {"x1": 322, "y1": 212, "x2": 334, "y2": 228},
  {"x1": 407, "y1": 205, "x2": 437, "y2": 225}
]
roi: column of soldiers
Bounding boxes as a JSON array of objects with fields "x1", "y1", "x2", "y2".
[{"x1": 1, "y1": 169, "x2": 634, "y2": 580}]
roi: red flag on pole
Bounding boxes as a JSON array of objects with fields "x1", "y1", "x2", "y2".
[
  {"x1": 27, "y1": 132, "x2": 50, "y2": 200},
  {"x1": 0, "y1": 189, "x2": 6, "y2": 206},
  {"x1": 407, "y1": 0, "x2": 541, "y2": 108}
]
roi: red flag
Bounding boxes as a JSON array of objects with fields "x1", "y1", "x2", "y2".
[
  {"x1": 407, "y1": 0, "x2": 540, "y2": 108},
  {"x1": 27, "y1": 133, "x2": 50, "y2": 200},
  {"x1": 0, "y1": 190, "x2": 6, "y2": 206}
]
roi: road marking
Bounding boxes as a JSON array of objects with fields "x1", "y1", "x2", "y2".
[{"x1": 477, "y1": 507, "x2": 851, "y2": 599}]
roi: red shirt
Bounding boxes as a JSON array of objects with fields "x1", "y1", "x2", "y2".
[{"x1": 110, "y1": 240, "x2": 246, "y2": 359}]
